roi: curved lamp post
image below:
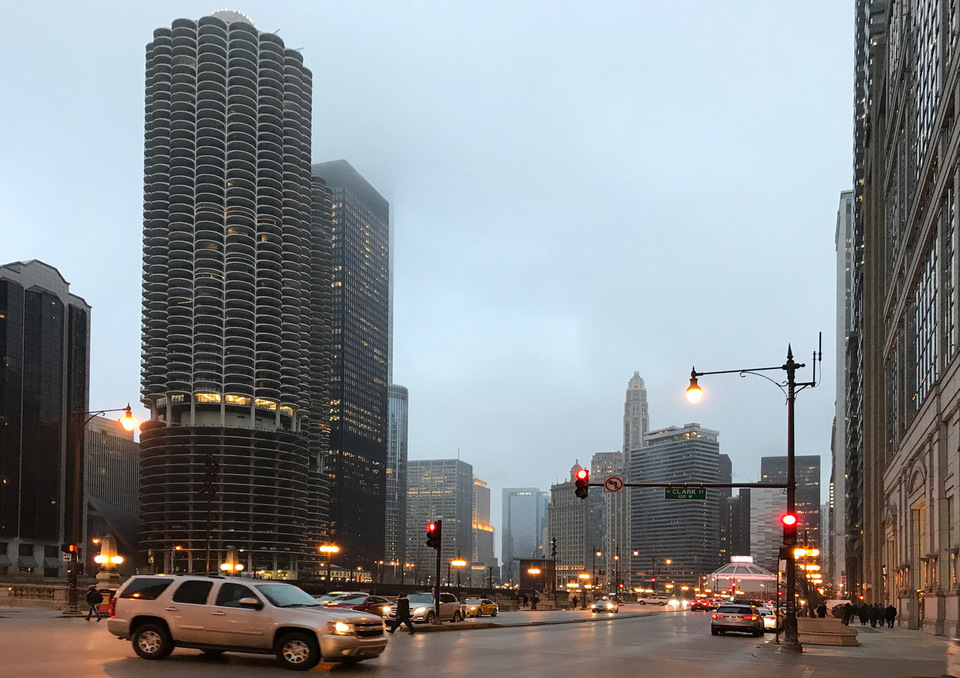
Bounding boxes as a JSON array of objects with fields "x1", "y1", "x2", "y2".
[
  {"x1": 685, "y1": 343, "x2": 820, "y2": 652},
  {"x1": 93, "y1": 534, "x2": 124, "y2": 586},
  {"x1": 65, "y1": 405, "x2": 137, "y2": 616}
]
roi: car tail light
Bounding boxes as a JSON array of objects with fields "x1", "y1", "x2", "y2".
[
  {"x1": 746, "y1": 615, "x2": 758, "y2": 621},
  {"x1": 712, "y1": 613, "x2": 721, "y2": 619},
  {"x1": 108, "y1": 597, "x2": 117, "y2": 618}
]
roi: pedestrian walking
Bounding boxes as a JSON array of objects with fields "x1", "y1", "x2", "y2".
[
  {"x1": 521, "y1": 593, "x2": 528, "y2": 608},
  {"x1": 869, "y1": 603, "x2": 880, "y2": 627},
  {"x1": 85, "y1": 585, "x2": 103, "y2": 622},
  {"x1": 858, "y1": 604, "x2": 869, "y2": 625},
  {"x1": 816, "y1": 602, "x2": 826, "y2": 618},
  {"x1": 571, "y1": 595, "x2": 578, "y2": 609},
  {"x1": 530, "y1": 592, "x2": 539, "y2": 610},
  {"x1": 842, "y1": 602, "x2": 853, "y2": 626},
  {"x1": 388, "y1": 592, "x2": 416, "y2": 634},
  {"x1": 885, "y1": 604, "x2": 897, "y2": 628}
]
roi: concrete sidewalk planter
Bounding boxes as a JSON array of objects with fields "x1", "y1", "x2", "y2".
[{"x1": 796, "y1": 616, "x2": 859, "y2": 646}]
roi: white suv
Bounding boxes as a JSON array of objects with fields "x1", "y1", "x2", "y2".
[{"x1": 107, "y1": 574, "x2": 387, "y2": 670}]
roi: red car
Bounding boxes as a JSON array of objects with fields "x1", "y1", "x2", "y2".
[
  {"x1": 690, "y1": 599, "x2": 711, "y2": 611},
  {"x1": 324, "y1": 594, "x2": 393, "y2": 616}
]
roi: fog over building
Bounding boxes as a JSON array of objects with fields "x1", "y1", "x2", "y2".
[
  {"x1": 405, "y1": 459, "x2": 473, "y2": 583},
  {"x1": 312, "y1": 159, "x2": 390, "y2": 569},
  {"x1": 385, "y1": 384, "x2": 408, "y2": 569},
  {"x1": 501, "y1": 487, "x2": 548, "y2": 583}
]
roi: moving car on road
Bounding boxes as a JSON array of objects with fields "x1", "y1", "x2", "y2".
[
  {"x1": 711, "y1": 603, "x2": 764, "y2": 637},
  {"x1": 463, "y1": 598, "x2": 498, "y2": 617},
  {"x1": 107, "y1": 574, "x2": 387, "y2": 670},
  {"x1": 637, "y1": 595, "x2": 670, "y2": 606},
  {"x1": 592, "y1": 596, "x2": 620, "y2": 613},
  {"x1": 323, "y1": 594, "x2": 393, "y2": 617},
  {"x1": 758, "y1": 607, "x2": 782, "y2": 632},
  {"x1": 385, "y1": 592, "x2": 464, "y2": 624}
]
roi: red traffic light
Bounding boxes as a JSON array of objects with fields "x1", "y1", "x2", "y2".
[
  {"x1": 427, "y1": 522, "x2": 437, "y2": 533},
  {"x1": 574, "y1": 468, "x2": 589, "y2": 499},
  {"x1": 781, "y1": 514, "x2": 797, "y2": 526}
]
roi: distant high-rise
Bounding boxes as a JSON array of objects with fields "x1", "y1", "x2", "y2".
[
  {"x1": 548, "y1": 464, "x2": 592, "y2": 586},
  {"x1": 591, "y1": 451, "x2": 627, "y2": 589},
  {"x1": 385, "y1": 385, "x2": 408, "y2": 569},
  {"x1": 472, "y1": 477, "x2": 496, "y2": 582},
  {"x1": 501, "y1": 488, "x2": 548, "y2": 583},
  {"x1": 405, "y1": 459, "x2": 473, "y2": 583},
  {"x1": 760, "y1": 455, "x2": 821, "y2": 548},
  {"x1": 312, "y1": 160, "x2": 390, "y2": 568},
  {"x1": 622, "y1": 372, "x2": 648, "y2": 587},
  {"x1": 749, "y1": 487, "x2": 785, "y2": 573},
  {"x1": 630, "y1": 423, "x2": 721, "y2": 588},
  {"x1": 138, "y1": 12, "x2": 330, "y2": 576},
  {"x1": 0, "y1": 260, "x2": 90, "y2": 579}
]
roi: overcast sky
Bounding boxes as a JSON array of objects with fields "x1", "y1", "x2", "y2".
[{"x1": 1, "y1": 2, "x2": 853, "y2": 553}]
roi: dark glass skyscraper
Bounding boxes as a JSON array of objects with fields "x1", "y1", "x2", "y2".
[
  {"x1": 138, "y1": 12, "x2": 331, "y2": 576},
  {"x1": 312, "y1": 160, "x2": 390, "y2": 568},
  {"x1": 0, "y1": 260, "x2": 89, "y2": 579}
]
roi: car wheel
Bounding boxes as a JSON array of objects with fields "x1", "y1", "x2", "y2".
[
  {"x1": 659, "y1": 602, "x2": 666, "y2": 606},
  {"x1": 426, "y1": 612, "x2": 435, "y2": 624},
  {"x1": 453, "y1": 611, "x2": 462, "y2": 622},
  {"x1": 274, "y1": 631, "x2": 320, "y2": 671},
  {"x1": 711, "y1": 628, "x2": 719, "y2": 636},
  {"x1": 132, "y1": 623, "x2": 174, "y2": 661},
  {"x1": 491, "y1": 609, "x2": 497, "y2": 617},
  {"x1": 639, "y1": 601, "x2": 646, "y2": 605},
  {"x1": 754, "y1": 628, "x2": 763, "y2": 637}
]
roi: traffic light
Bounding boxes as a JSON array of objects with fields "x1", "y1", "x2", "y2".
[
  {"x1": 426, "y1": 520, "x2": 442, "y2": 549},
  {"x1": 781, "y1": 513, "x2": 798, "y2": 546},
  {"x1": 574, "y1": 468, "x2": 589, "y2": 499},
  {"x1": 61, "y1": 543, "x2": 77, "y2": 554}
]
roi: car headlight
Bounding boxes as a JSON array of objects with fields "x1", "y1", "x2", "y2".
[
  {"x1": 412, "y1": 606, "x2": 428, "y2": 615},
  {"x1": 327, "y1": 621, "x2": 355, "y2": 636},
  {"x1": 382, "y1": 605, "x2": 392, "y2": 614},
  {"x1": 606, "y1": 603, "x2": 614, "y2": 609}
]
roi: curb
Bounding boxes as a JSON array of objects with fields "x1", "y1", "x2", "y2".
[{"x1": 413, "y1": 610, "x2": 659, "y2": 633}]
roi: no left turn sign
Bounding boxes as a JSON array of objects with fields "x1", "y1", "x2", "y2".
[{"x1": 603, "y1": 475, "x2": 624, "y2": 493}]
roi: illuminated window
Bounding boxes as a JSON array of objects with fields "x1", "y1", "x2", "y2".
[
  {"x1": 279, "y1": 406, "x2": 294, "y2": 417},
  {"x1": 225, "y1": 395, "x2": 251, "y2": 406},
  {"x1": 255, "y1": 398, "x2": 277, "y2": 411},
  {"x1": 195, "y1": 392, "x2": 222, "y2": 404}
]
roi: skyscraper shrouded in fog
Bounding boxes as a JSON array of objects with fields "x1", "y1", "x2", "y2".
[
  {"x1": 138, "y1": 11, "x2": 332, "y2": 576},
  {"x1": 312, "y1": 160, "x2": 390, "y2": 569},
  {"x1": 0, "y1": 260, "x2": 89, "y2": 579}
]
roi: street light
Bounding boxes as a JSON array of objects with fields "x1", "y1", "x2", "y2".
[
  {"x1": 220, "y1": 545, "x2": 243, "y2": 576},
  {"x1": 65, "y1": 404, "x2": 137, "y2": 616},
  {"x1": 685, "y1": 343, "x2": 820, "y2": 652},
  {"x1": 319, "y1": 544, "x2": 339, "y2": 584},
  {"x1": 578, "y1": 572, "x2": 590, "y2": 609},
  {"x1": 93, "y1": 534, "x2": 124, "y2": 586},
  {"x1": 453, "y1": 555, "x2": 468, "y2": 600}
]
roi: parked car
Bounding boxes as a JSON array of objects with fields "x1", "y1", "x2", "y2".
[
  {"x1": 315, "y1": 590, "x2": 362, "y2": 604},
  {"x1": 107, "y1": 574, "x2": 387, "y2": 670},
  {"x1": 637, "y1": 595, "x2": 669, "y2": 606},
  {"x1": 592, "y1": 596, "x2": 620, "y2": 613},
  {"x1": 324, "y1": 594, "x2": 393, "y2": 617},
  {"x1": 463, "y1": 598, "x2": 498, "y2": 617},
  {"x1": 711, "y1": 603, "x2": 764, "y2": 637},
  {"x1": 386, "y1": 592, "x2": 463, "y2": 624}
]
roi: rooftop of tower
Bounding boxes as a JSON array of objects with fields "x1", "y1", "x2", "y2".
[{"x1": 211, "y1": 10, "x2": 254, "y2": 26}]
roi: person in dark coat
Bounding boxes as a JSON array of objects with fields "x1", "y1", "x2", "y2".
[
  {"x1": 869, "y1": 603, "x2": 880, "y2": 627},
  {"x1": 885, "y1": 604, "x2": 897, "y2": 628},
  {"x1": 85, "y1": 585, "x2": 103, "y2": 622},
  {"x1": 521, "y1": 593, "x2": 528, "y2": 608},
  {"x1": 842, "y1": 602, "x2": 853, "y2": 626},
  {"x1": 530, "y1": 592, "x2": 539, "y2": 610},
  {"x1": 858, "y1": 603, "x2": 869, "y2": 625},
  {"x1": 816, "y1": 602, "x2": 826, "y2": 618},
  {"x1": 571, "y1": 595, "x2": 578, "y2": 609},
  {"x1": 388, "y1": 592, "x2": 415, "y2": 634}
]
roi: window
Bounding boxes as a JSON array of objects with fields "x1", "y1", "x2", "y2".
[
  {"x1": 172, "y1": 580, "x2": 213, "y2": 605},
  {"x1": 216, "y1": 582, "x2": 258, "y2": 607},
  {"x1": 18, "y1": 544, "x2": 33, "y2": 557},
  {"x1": 119, "y1": 577, "x2": 174, "y2": 601}
]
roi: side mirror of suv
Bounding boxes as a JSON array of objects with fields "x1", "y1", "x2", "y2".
[{"x1": 238, "y1": 597, "x2": 264, "y2": 610}]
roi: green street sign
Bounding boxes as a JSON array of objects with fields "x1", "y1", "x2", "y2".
[{"x1": 664, "y1": 487, "x2": 707, "y2": 500}]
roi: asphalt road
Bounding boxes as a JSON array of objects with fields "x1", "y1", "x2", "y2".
[{"x1": 0, "y1": 607, "x2": 947, "y2": 677}]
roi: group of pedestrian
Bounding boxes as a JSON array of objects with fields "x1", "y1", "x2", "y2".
[
  {"x1": 840, "y1": 601, "x2": 897, "y2": 628},
  {"x1": 517, "y1": 591, "x2": 539, "y2": 609}
]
